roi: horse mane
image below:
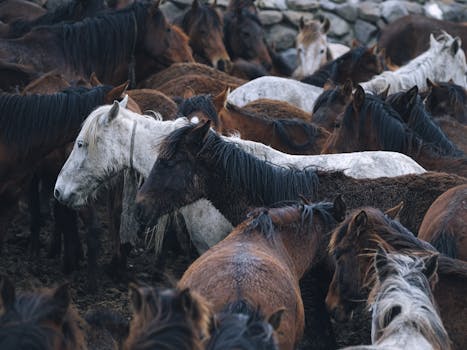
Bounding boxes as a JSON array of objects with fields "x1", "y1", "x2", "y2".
[
  {"x1": 40, "y1": 2, "x2": 151, "y2": 79},
  {"x1": 0, "y1": 290, "x2": 83, "y2": 350},
  {"x1": 437, "y1": 255, "x2": 467, "y2": 278},
  {"x1": 0, "y1": 85, "x2": 111, "y2": 158},
  {"x1": 386, "y1": 91, "x2": 463, "y2": 156},
  {"x1": 225, "y1": 102, "x2": 324, "y2": 152},
  {"x1": 206, "y1": 300, "x2": 278, "y2": 350},
  {"x1": 177, "y1": 94, "x2": 219, "y2": 127},
  {"x1": 8, "y1": 0, "x2": 106, "y2": 37},
  {"x1": 368, "y1": 253, "x2": 451, "y2": 349},
  {"x1": 160, "y1": 124, "x2": 319, "y2": 205},
  {"x1": 246, "y1": 201, "x2": 337, "y2": 242},
  {"x1": 301, "y1": 46, "x2": 367, "y2": 86}
]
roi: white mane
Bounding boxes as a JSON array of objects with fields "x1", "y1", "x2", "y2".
[{"x1": 361, "y1": 32, "x2": 467, "y2": 94}]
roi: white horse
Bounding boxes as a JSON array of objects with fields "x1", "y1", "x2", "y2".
[
  {"x1": 227, "y1": 76, "x2": 323, "y2": 113},
  {"x1": 361, "y1": 32, "x2": 467, "y2": 95},
  {"x1": 54, "y1": 102, "x2": 425, "y2": 255},
  {"x1": 342, "y1": 249, "x2": 450, "y2": 350},
  {"x1": 293, "y1": 17, "x2": 350, "y2": 79}
]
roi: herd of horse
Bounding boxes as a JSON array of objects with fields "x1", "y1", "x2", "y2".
[{"x1": 1, "y1": 0, "x2": 467, "y2": 349}]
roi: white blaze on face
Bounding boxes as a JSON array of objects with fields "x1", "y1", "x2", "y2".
[{"x1": 296, "y1": 37, "x2": 328, "y2": 77}]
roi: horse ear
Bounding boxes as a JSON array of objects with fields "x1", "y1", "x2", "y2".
[
  {"x1": 352, "y1": 85, "x2": 365, "y2": 110},
  {"x1": 299, "y1": 16, "x2": 305, "y2": 30},
  {"x1": 212, "y1": 0, "x2": 217, "y2": 7},
  {"x1": 89, "y1": 72, "x2": 102, "y2": 87},
  {"x1": 367, "y1": 44, "x2": 377, "y2": 55},
  {"x1": 332, "y1": 195, "x2": 346, "y2": 222},
  {"x1": 150, "y1": 0, "x2": 161, "y2": 15},
  {"x1": 187, "y1": 120, "x2": 211, "y2": 146},
  {"x1": 323, "y1": 79, "x2": 336, "y2": 91},
  {"x1": 0, "y1": 275, "x2": 15, "y2": 312},
  {"x1": 384, "y1": 201, "x2": 404, "y2": 221},
  {"x1": 378, "y1": 84, "x2": 390, "y2": 100},
  {"x1": 422, "y1": 254, "x2": 438, "y2": 280},
  {"x1": 351, "y1": 39, "x2": 360, "y2": 48},
  {"x1": 129, "y1": 283, "x2": 143, "y2": 313},
  {"x1": 374, "y1": 246, "x2": 389, "y2": 281},
  {"x1": 105, "y1": 81, "x2": 129, "y2": 104},
  {"x1": 183, "y1": 88, "x2": 195, "y2": 99},
  {"x1": 354, "y1": 210, "x2": 367, "y2": 229},
  {"x1": 429, "y1": 33, "x2": 438, "y2": 48},
  {"x1": 108, "y1": 101, "x2": 120, "y2": 122},
  {"x1": 48, "y1": 283, "x2": 70, "y2": 325},
  {"x1": 268, "y1": 308, "x2": 285, "y2": 330},
  {"x1": 321, "y1": 17, "x2": 330, "y2": 34},
  {"x1": 119, "y1": 94, "x2": 129, "y2": 108},
  {"x1": 342, "y1": 79, "x2": 353, "y2": 97},
  {"x1": 426, "y1": 78, "x2": 437, "y2": 89},
  {"x1": 406, "y1": 86, "x2": 418, "y2": 107},
  {"x1": 450, "y1": 37, "x2": 460, "y2": 56},
  {"x1": 213, "y1": 88, "x2": 229, "y2": 112},
  {"x1": 192, "y1": 0, "x2": 199, "y2": 10}
]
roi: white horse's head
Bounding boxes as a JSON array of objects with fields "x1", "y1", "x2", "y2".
[
  {"x1": 430, "y1": 32, "x2": 467, "y2": 88},
  {"x1": 293, "y1": 16, "x2": 330, "y2": 79},
  {"x1": 54, "y1": 97, "x2": 137, "y2": 208}
]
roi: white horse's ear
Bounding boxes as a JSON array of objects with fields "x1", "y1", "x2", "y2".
[
  {"x1": 108, "y1": 101, "x2": 120, "y2": 122},
  {"x1": 119, "y1": 94, "x2": 129, "y2": 109},
  {"x1": 429, "y1": 33, "x2": 437, "y2": 47},
  {"x1": 450, "y1": 37, "x2": 460, "y2": 56}
]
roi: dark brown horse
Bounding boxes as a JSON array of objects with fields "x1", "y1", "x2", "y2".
[
  {"x1": 311, "y1": 80, "x2": 353, "y2": 132},
  {"x1": 433, "y1": 115, "x2": 467, "y2": 154},
  {"x1": 425, "y1": 79, "x2": 467, "y2": 124},
  {"x1": 138, "y1": 62, "x2": 246, "y2": 90},
  {"x1": 418, "y1": 184, "x2": 467, "y2": 261},
  {"x1": 322, "y1": 86, "x2": 467, "y2": 178},
  {"x1": 0, "y1": 275, "x2": 86, "y2": 350},
  {"x1": 326, "y1": 206, "x2": 467, "y2": 349},
  {"x1": 127, "y1": 89, "x2": 178, "y2": 119},
  {"x1": 178, "y1": 200, "x2": 344, "y2": 349},
  {"x1": 301, "y1": 46, "x2": 383, "y2": 87},
  {"x1": 379, "y1": 15, "x2": 467, "y2": 66},
  {"x1": 136, "y1": 122, "x2": 465, "y2": 235},
  {"x1": 174, "y1": 0, "x2": 230, "y2": 70},
  {"x1": 124, "y1": 284, "x2": 211, "y2": 350},
  {"x1": 242, "y1": 98, "x2": 312, "y2": 122},
  {"x1": 0, "y1": 1, "x2": 185, "y2": 89}
]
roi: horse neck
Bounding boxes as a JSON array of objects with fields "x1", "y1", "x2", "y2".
[
  {"x1": 219, "y1": 107, "x2": 270, "y2": 137},
  {"x1": 130, "y1": 115, "x2": 184, "y2": 178}
]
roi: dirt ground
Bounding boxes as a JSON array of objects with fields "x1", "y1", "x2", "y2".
[{"x1": 0, "y1": 198, "x2": 371, "y2": 349}]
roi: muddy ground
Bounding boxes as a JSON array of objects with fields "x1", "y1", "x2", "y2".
[{"x1": 0, "y1": 197, "x2": 371, "y2": 349}]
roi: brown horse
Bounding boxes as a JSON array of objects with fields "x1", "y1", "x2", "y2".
[
  {"x1": 156, "y1": 74, "x2": 241, "y2": 99},
  {"x1": 178, "y1": 200, "x2": 345, "y2": 349},
  {"x1": 326, "y1": 206, "x2": 467, "y2": 349},
  {"x1": 301, "y1": 45, "x2": 383, "y2": 87},
  {"x1": 223, "y1": 5, "x2": 272, "y2": 72},
  {"x1": 0, "y1": 275, "x2": 86, "y2": 350},
  {"x1": 174, "y1": 0, "x2": 230, "y2": 70},
  {"x1": 433, "y1": 115, "x2": 467, "y2": 154},
  {"x1": 418, "y1": 184, "x2": 467, "y2": 261},
  {"x1": 311, "y1": 80, "x2": 353, "y2": 132},
  {"x1": 379, "y1": 15, "x2": 467, "y2": 66},
  {"x1": 425, "y1": 79, "x2": 467, "y2": 124},
  {"x1": 138, "y1": 62, "x2": 246, "y2": 90},
  {"x1": 179, "y1": 90, "x2": 329, "y2": 155},
  {"x1": 322, "y1": 86, "x2": 467, "y2": 178},
  {"x1": 242, "y1": 98, "x2": 312, "y2": 122},
  {"x1": 127, "y1": 89, "x2": 178, "y2": 119},
  {"x1": 124, "y1": 284, "x2": 211, "y2": 350},
  {"x1": 0, "y1": 1, "x2": 184, "y2": 89}
]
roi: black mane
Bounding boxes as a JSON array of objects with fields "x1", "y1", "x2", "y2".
[
  {"x1": 386, "y1": 91, "x2": 463, "y2": 157},
  {"x1": 39, "y1": 2, "x2": 152, "y2": 79},
  {"x1": 302, "y1": 46, "x2": 367, "y2": 87},
  {"x1": 160, "y1": 124, "x2": 319, "y2": 205},
  {"x1": 177, "y1": 94, "x2": 220, "y2": 127},
  {"x1": 0, "y1": 86, "x2": 111, "y2": 158},
  {"x1": 8, "y1": 0, "x2": 106, "y2": 38}
]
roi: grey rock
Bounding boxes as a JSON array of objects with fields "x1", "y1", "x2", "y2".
[
  {"x1": 323, "y1": 11, "x2": 351, "y2": 37},
  {"x1": 359, "y1": 2, "x2": 381, "y2": 23},
  {"x1": 287, "y1": 0, "x2": 320, "y2": 11},
  {"x1": 266, "y1": 24, "x2": 298, "y2": 50},
  {"x1": 171, "y1": 0, "x2": 193, "y2": 6},
  {"x1": 406, "y1": 2, "x2": 423, "y2": 14},
  {"x1": 319, "y1": 0, "x2": 337, "y2": 12},
  {"x1": 330, "y1": 0, "x2": 346, "y2": 3},
  {"x1": 381, "y1": 1, "x2": 410, "y2": 22},
  {"x1": 257, "y1": 0, "x2": 288, "y2": 10},
  {"x1": 161, "y1": 1, "x2": 185, "y2": 22},
  {"x1": 283, "y1": 10, "x2": 316, "y2": 27},
  {"x1": 215, "y1": 0, "x2": 230, "y2": 7},
  {"x1": 354, "y1": 19, "x2": 378, "y2": 44},
  {"x1": 336, "y1": 3, "x2": 358, "y2": 22},
  {"x1": 259, "y1": 10, "x2": 283, "y2": 25},
  {"x1": 279, "y1": 48, "x2": 298, "y2": 71},
  {"x1": 440, "y1": 3, "x2": 467, "y2": 22}
]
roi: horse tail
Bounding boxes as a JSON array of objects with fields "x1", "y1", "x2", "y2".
[{"x1": 430, "y1": 229, "x2": 458, "y2": 259}]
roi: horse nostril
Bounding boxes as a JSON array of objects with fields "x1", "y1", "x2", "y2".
[
  {"x1": 217, "y1": 60, "x2": 226, "y2": 71},
  {"x1": 54, "y1": 188, "x2": 61, "y2": 200}
]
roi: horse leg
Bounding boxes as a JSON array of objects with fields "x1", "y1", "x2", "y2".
[
  {"x1": 48, "y1": 199, "x2": 62, "y2": 258},
  {"x1": 27, "y1": 173, "x2": 42, "y2": 258},
  {"x1": 79, "y1": 205, "x2": 101, "y2": 292}
]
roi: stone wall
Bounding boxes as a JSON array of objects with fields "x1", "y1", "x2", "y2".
[{"x1": 161, "y1": 0, "x2": 467, "y2": 54}]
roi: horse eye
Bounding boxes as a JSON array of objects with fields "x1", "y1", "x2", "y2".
[
  {"x1": 320, "y1": 49, "x2": 325, "y2": 54},
  {"x1": 77, "y1": 140, "x2": 84, "y2": 148},
  {"x1": 333, "y1": 122, "x2": 340, "y2": 128},
  {"x1": 166, "y1": 27, "x2": 171, "y2": 33}
]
